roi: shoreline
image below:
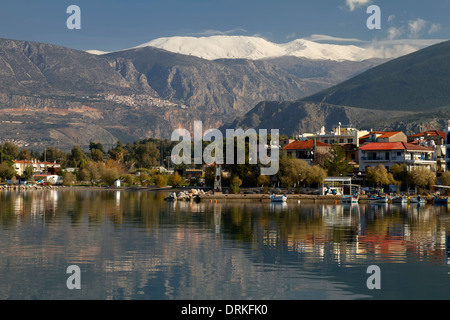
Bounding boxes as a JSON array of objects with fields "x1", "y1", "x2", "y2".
[{"x1": 0, "y1": 184, "x2": 437, "y2": 203}]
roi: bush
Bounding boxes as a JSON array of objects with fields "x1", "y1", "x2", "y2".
[
  {"x1": 62, "y1": 172, "x2": 76, "y2": 186},
  {"x1": 155, "y1": 174, "x2": 167, "y2": 188},
  {"x1": 229, "y1": 176, "x2": 242, "y2": 194}
]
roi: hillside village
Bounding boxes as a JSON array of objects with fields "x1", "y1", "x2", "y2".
[{"x1": 0, "y1": 120, "x2": 448, "y2": 197}]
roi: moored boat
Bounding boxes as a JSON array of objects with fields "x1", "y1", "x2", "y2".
[
  {"x1": 368, "y1": 196, "x2": 389, "y2": 203},
  {"x1": 392, "y1": 196, "x2": 408, "y2": 204},
  {"x1": 270, "y1": 194, "x2": 287, "y2": 203},
  {"x1": 433, "y1": 197, "x2": 449, "y2": 205},
  {"x1": 409, "y1": 196, "x2": 426, "y2": 204},
  {"x1": 342, "y1": 195, "x2": 359, "y2": 203}
]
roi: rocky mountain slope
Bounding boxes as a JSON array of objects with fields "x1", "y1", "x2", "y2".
[
  {"x1": 0, "y1": 37, "x2": 384, "y2": 149},
  {"x1": 225, "y1": 40, "x2": 450, "y2": 136}
]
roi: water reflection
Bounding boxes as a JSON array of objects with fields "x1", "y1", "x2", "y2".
[{"x1": 0, "y1": 189, "x2": 449, "y2": 300}]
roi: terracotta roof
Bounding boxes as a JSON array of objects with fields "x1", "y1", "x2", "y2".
[
  {"x1": 13, "y1": 160, "x2": 59, "y2": 165},
  {"x1": 360, "y1": 131, "x2": 403, "y2": 139},
  {"x1": 282, "y1": 140, "x2": 331, "y2": 150},
  {"x1": 359, "y1": 142, "x2": 434, "y2": 151},
  {"x1": 408, "y1": 130, "x2": 445, "y2": 139}
]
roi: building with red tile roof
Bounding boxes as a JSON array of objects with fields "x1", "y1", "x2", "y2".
[
  {"x1": 282, "y1": 140, "x2": 331, "y2": 165},
  {"x1": 358, "y1": 142, "x2": 436, "y2": 172},
  {"x1": 359, "y1": 131, "x2": 407, "y2": 145}
]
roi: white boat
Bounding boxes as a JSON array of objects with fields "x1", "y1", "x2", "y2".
[
  {"x1": 270, "y1": 194, "x2": 287, "y2": 203},
  {"x1": 392, "y1": 196, "x2": 408, "y2": 204},
  {"x1": 368, "y1": 196, "x2": 389, "y2": 203},
  {"x1": 409, "y1": 196, "x2": 425, "y2": 204}
]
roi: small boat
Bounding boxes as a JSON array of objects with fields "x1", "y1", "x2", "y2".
[
  {"x1": 392, "y1": 196, "x2": 408, "y2": 204},
  {"x1": 433, "y1": 197, "x2": 449, "y2": 205},
  {"x1": 270, "y1": 194, "x2": 287, "y2": 203},
  {"x1": 368, "y1": 196, "x2": 389, "y2": 203},
  {"x1": 342, "y1": 195, "x2": 359, "y2": 203},
  {"x1": 409, "y1": 196, "x2": 426, "y2": 204}
]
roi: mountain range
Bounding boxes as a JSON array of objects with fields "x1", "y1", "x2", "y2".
[
  {"x1": 0, "y1": 35, "x2": 447, "y2": 150},
  {"x1": 0, "y1": 36, "x2": 390, "y2": 149},
  {"x1": 226, "y1": 39, "x2": 450, "y2": 136}
]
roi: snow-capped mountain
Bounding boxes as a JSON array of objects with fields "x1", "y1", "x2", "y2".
[{"x1": 128, "y1": 35, "x2": 443, "y2": 61}]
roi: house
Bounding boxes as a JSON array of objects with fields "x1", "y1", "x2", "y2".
[
  {"x1": 183, "y1": 169, "x2": 204, "y2": 180},
  {"x1": 408, "y1": 130, "x2": 446, "y2": 171},
  {"x1": 308, "y1": 124, "x2": 369, "y2": 165},
  {"x1": 359, "y1": 131, "x2": 407, "y2": 145},
  {"x1": 408, "y1": 130, "x2": 445, "y2": 145},
  {"x1": 282, "y1": 140, "x2": 331, "y2": 164},
  {"x1": 358, "y1": 142, "x2": 436, "y2": 172},
  {"x1": 13, "y1": 159, "x2": 61, "y2": 176}
]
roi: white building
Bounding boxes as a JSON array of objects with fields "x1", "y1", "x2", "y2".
[{"x1": 359, "y1": 141, "x2": 436, "y2": 172}]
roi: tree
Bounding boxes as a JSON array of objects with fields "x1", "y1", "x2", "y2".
[
  {"x1": 89, "y1": 142, "x2": 104, "y2": 153},
  {"x1": 441, "y1": 171, "x2": 450, "y2": 186},
  {"x1": 257, "y1": 175, "x2": 271, "y2": 187},
  {"x1": 78, "y1": 161, "x2": 100, "y2": 184},
  {"x1": 22, "y1": 166, "x2": 34, "y2": 181},
  {"x1": 366, "y1": 165, "x2": 396, "y2": 187},
  {"x1": 277, "y1": 153, "x2": 310, "y2": 189},
  {"x1": 90, "y1": 149, "x2": 103, "y2": 162},
  {"x1": 154, "y1": 174, "x2": 167, "y2": 188},
  {"x1": 132, "y1": 142, "x2": 160, "y2": 169},
  {"x1": 18, "y1": 148, "x2": 32, "y2": 160},
  {"x1": 229, "y1": 176, "x2": 242, "y2": 194},
  {"x1": 0, "y1": 162, "x2": 16, "y2": 181},
  {"x1": 306, "y1": 165, "x2": 328, "y2": 186},
  {"x1": 122, "y1": 174, "x2": 135, "y2": 187},
  {"x1": 410, "y1": 167, "x2": 436, "y2": 190},
  {"x1": 62, "y1": 172, "x2": 76, "y2": 186},
  {"x1": 169, "y1": 172, "x2": 182, "y2": 187},
  {"x1": 44, "y1": 147, "x2": 67, "y2": 166},
  {"x1": 322, "y1": 144, "x2": 353, "y2": 176},
  {"x1": 390, "y1": 163, "x2": 412, "y2": 188},
  {"x1": 100, "y1": 167, "x2": 119, "y2": 186},
  {"x1": 70, "y1": 145, "x2": 87, "y2": 168},
  {"x1": 1, "y1": 142, "x2": 19, "y2": 161}
]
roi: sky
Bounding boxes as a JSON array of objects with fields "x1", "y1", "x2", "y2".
[{"x1": 0, "y1": 0, "x2": 448, "y2": 52}]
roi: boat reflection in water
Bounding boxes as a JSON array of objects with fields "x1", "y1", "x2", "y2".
[{"x1": 0, "y1": 189, "x2": 449, "y2": 300}]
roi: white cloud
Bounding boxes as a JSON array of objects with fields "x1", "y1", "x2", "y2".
[
  {"x1": 308, "y1": 34, "x2": 365, "y2": 43},
  {"x1": 387, "y1": 26, "x2": 405, "y2": 40},
  {"x1": 186, "y1": 28, "x2": 248, "y2": 37},
  {"x1": 408, "y1": 18, "x2": 428, "y2": 38},
  {"x1": 345, "y1": 0, "x2": 371, "y2": 11},
  {"x1": 384, "y1": 18, "x2": 442, "y2": 40},
  {"x1": 428, "y1": 23, "x2": 441, "y2": 35}
]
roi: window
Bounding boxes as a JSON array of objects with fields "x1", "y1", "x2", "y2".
[
  {"x1": 347, "y1": 139, "x2": 353, "y2": 144},
  {"x1": 324, "y1": 140, "x2": 328, "y2": 144},
  {"x1": 339, "y1": 139, "x2": 344, "y2": 143},
  {"x1": 397, "y1": 152, "x2": 401, "y2": 156}
]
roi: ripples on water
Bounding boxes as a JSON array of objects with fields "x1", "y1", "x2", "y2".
[{"x1": 0, "y1": 189, "x2": 449, "y2": 300}]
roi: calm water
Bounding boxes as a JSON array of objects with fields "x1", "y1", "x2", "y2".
[{"x1": 0, "y1": 189, "x2": 449, "y2": 300}]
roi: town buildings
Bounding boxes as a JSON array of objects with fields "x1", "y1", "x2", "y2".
[
  {"x1": 282, "y1": 140, "x2": 331, "y2": 164},
  {"x1": 358, "y1": 141, "x2": 436, "y2": 172}
]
